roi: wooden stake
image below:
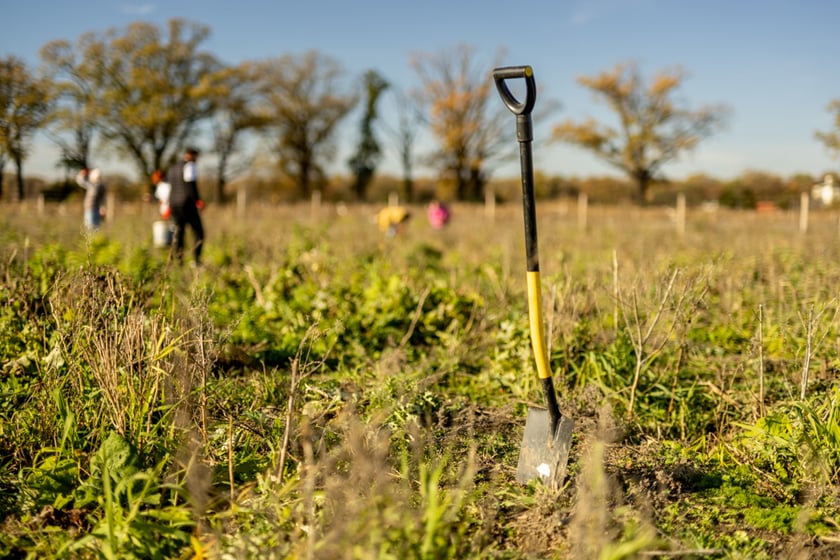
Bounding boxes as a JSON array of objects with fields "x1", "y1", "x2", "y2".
[
  {"x1": 676, "y1": 193, "x2": 686, "y2": 237},
  {"x1": 236, "y1": 184, "x2": 247, "y2": 221},
  {"x1": 799, "y1": 192, "x2": 809, "y2": 235},
  {"x1": 577, "y1": 192, "x2": 588, "y2": 233},
  {"x1": 311, "y1": 190, "x2": 321, "y2": 220},
  {"x1": 106, "y1": 191, "x2": 116, "y2": 224},
  {"x1": 485, "y1": 188, "x2": 495, "y2": 221}
]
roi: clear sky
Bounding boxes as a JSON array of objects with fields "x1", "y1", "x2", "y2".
[{"x1": 3, "y1": 0, "x2": 840, "y2": 182}]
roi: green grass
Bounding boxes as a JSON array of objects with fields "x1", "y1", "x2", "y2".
[{"x1": 1, "y1": 199, "x2": 839, "y2": 558}]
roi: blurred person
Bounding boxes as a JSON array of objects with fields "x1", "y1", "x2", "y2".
[
  {"x1": 377, "y1": 205, "x2": 411, "y2": 238},
  {"x1": 427, "y1": 200, "x2": 451, "y2": 229},
  {"x1": 166, "y1": 148, "x2": 205, "y2": 266},
  {"x1": 152, "y1": 169, "x2": 171, "y2": 219},
  {"x1": 75, "y1": 167, "x2": 106, "y2": 230}
]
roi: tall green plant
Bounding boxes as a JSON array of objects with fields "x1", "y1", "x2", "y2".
[{"x1": 67, "y1": 431, "x2": 192, "y2": 559}]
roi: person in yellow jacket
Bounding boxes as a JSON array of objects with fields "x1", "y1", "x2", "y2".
[{"x1": 376, "y1": 206, "x2": 411, "y2": 238}]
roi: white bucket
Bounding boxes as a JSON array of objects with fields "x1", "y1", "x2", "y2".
[{"x1": 152, "y1": 220, "x2": 174, "y2": 248}]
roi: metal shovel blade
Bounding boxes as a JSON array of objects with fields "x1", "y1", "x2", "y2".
[{"x1": 516, "y1": 407, "x2": 574, "y2": 488}]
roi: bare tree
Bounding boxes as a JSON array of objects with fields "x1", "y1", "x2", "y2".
[
  {"x1": 257, "y1": 51, "x2": 357, "y2": 199},
  {"x1": 39, "y1": 38, "x2": 99, "y2": 173},
  {"x1": 381, "y1": 87, "x2": 424, "y2": 203},
  {"x1": 209, "y1": 61, "x2": 272, "y2": 203}
]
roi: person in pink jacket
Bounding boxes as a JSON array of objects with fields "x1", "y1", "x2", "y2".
[{"x1": 427, "y1": 200, "x2": 451, "y2": 229}]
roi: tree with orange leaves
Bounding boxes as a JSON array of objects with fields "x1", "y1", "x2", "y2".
[
  {"x1": 0, "y1": 55, "x2": 52, "y2": 201},
  {"x1": 552, "y1": 61, "x2": 729, "y2": 203}
]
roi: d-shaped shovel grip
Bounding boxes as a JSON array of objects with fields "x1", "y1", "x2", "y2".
[{"x1": 492, "y1": 66, "x2": 537, "y2": 116}]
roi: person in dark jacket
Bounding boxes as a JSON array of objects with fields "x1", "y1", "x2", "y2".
[{"x1": 166, "y1": 148, "x2": 205, "y2": 266}]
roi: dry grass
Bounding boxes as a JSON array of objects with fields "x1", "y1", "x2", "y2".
[{"x1": 3, "y1": 199, "x2": 840, "y2": 558}]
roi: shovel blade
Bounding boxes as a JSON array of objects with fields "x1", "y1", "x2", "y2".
[{"x1": 516, "y1": 407, "x2": 574, "y2": 489}]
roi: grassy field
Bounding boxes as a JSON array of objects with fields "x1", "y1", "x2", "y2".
[{"x1": 1, "y1": 198, "x2": 840, "y2": 559}]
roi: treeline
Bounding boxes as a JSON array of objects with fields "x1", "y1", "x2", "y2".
[
  {"x1": 497, "y1": 169, "x2": 832, "y2": 209},
  {"x1": 536, "y1": 170, "x2": 832, "y2": 209},
  {"x1": 7, "y1": 168, "x2": 833, "y2": 210},
  {"x1": 2, "y1": 18, "x2": 838, "y2": 205}
]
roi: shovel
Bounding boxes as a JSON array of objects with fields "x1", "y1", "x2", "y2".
[{"x1": 492, "y1": 65, "x2": 574, "y2": 489}]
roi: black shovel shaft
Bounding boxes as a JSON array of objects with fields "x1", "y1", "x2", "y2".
[
  {"x1": 493, "y1": 65, "x2": 562, "y2": 434},
  {"x1": 492, "y1": 66, "x2": 538, "y2": 271},
  {"x1": 519, "y1": 138, "x2": 539, "y2": 272},
  {"x1": 541, "y1": 377, "x2": 562, "y2": 434}
]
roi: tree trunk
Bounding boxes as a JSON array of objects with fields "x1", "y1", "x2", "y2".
[
  {"x1": 636, "y1": 171, "x2": 652, "y2": 205},
  {"x1": 468, "y1": 165, "x2": 485, "y2": 202},
  {"x1": 15, "y1": 157, "x2": 24, "y2": 201},
  {"x1": 216, "y1": 177, "x2": 226, "y2": 204},
  {"x1": 299, "y1": 160, "x2": 311, "y2": 200},
  {"x1": 402, "y1": 175, "x2": 414, "y2": 203},
  {"x1": 400, "y1": 144, "x2": 414, "y2": 202},
  {"x1": 455, "y1": 174, "x2": 467, "y2": 201},
  {"x1": 216, "y1": 154, "x2": 228, "y2": 204},
  {"x1": 352, "y1": 168, "x2": 372, "y2": 202}
]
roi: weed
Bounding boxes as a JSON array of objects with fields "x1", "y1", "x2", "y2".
[{"x1": 2, "y1": 204, "x2": 840, "y2": 558}]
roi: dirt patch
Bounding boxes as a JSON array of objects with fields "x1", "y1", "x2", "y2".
[
  {"x1": 774, "y1": 534, "x2": 840, "y2": 560},
  {"x1": 511, "y1": 498, "x2": 572, "y2": 557}
]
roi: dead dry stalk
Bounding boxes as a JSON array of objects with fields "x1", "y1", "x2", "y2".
[
  {"x1": 797, "y1": 300, "x2": 840, "y2": 400},
  {"x1": 277, "y1": 324, "x2": 331, "y2": 482},
  {"x1": 801, "y1": 305, "x2": 815, "y2": 401},
  {"x1": 618, "y1": 267, "x2": 708, "y2": 421},
  {"x1": 624, "y1": 269, "x2": 679, "y2": 420},
  {"x1": 613, "y1": 248, "x2": 619, "y2": 335},
  {"x1": 277, "y1": 358, "x2": 299, "y2": 483},
  {"x1": 758, "y1": 303, "x2": 766, "y2": 417}
]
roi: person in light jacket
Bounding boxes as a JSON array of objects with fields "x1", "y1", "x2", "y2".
[
  {"x1": 152, "y1": 169, "x2": 171, "y2": 219},
  {"x1": 75, "y1": 167, "x2": 106, "y2": 230}
]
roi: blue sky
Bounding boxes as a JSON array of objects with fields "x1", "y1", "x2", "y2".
[{"x1": 4, "y1": 0, "x2": 840, "y2": 182}]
